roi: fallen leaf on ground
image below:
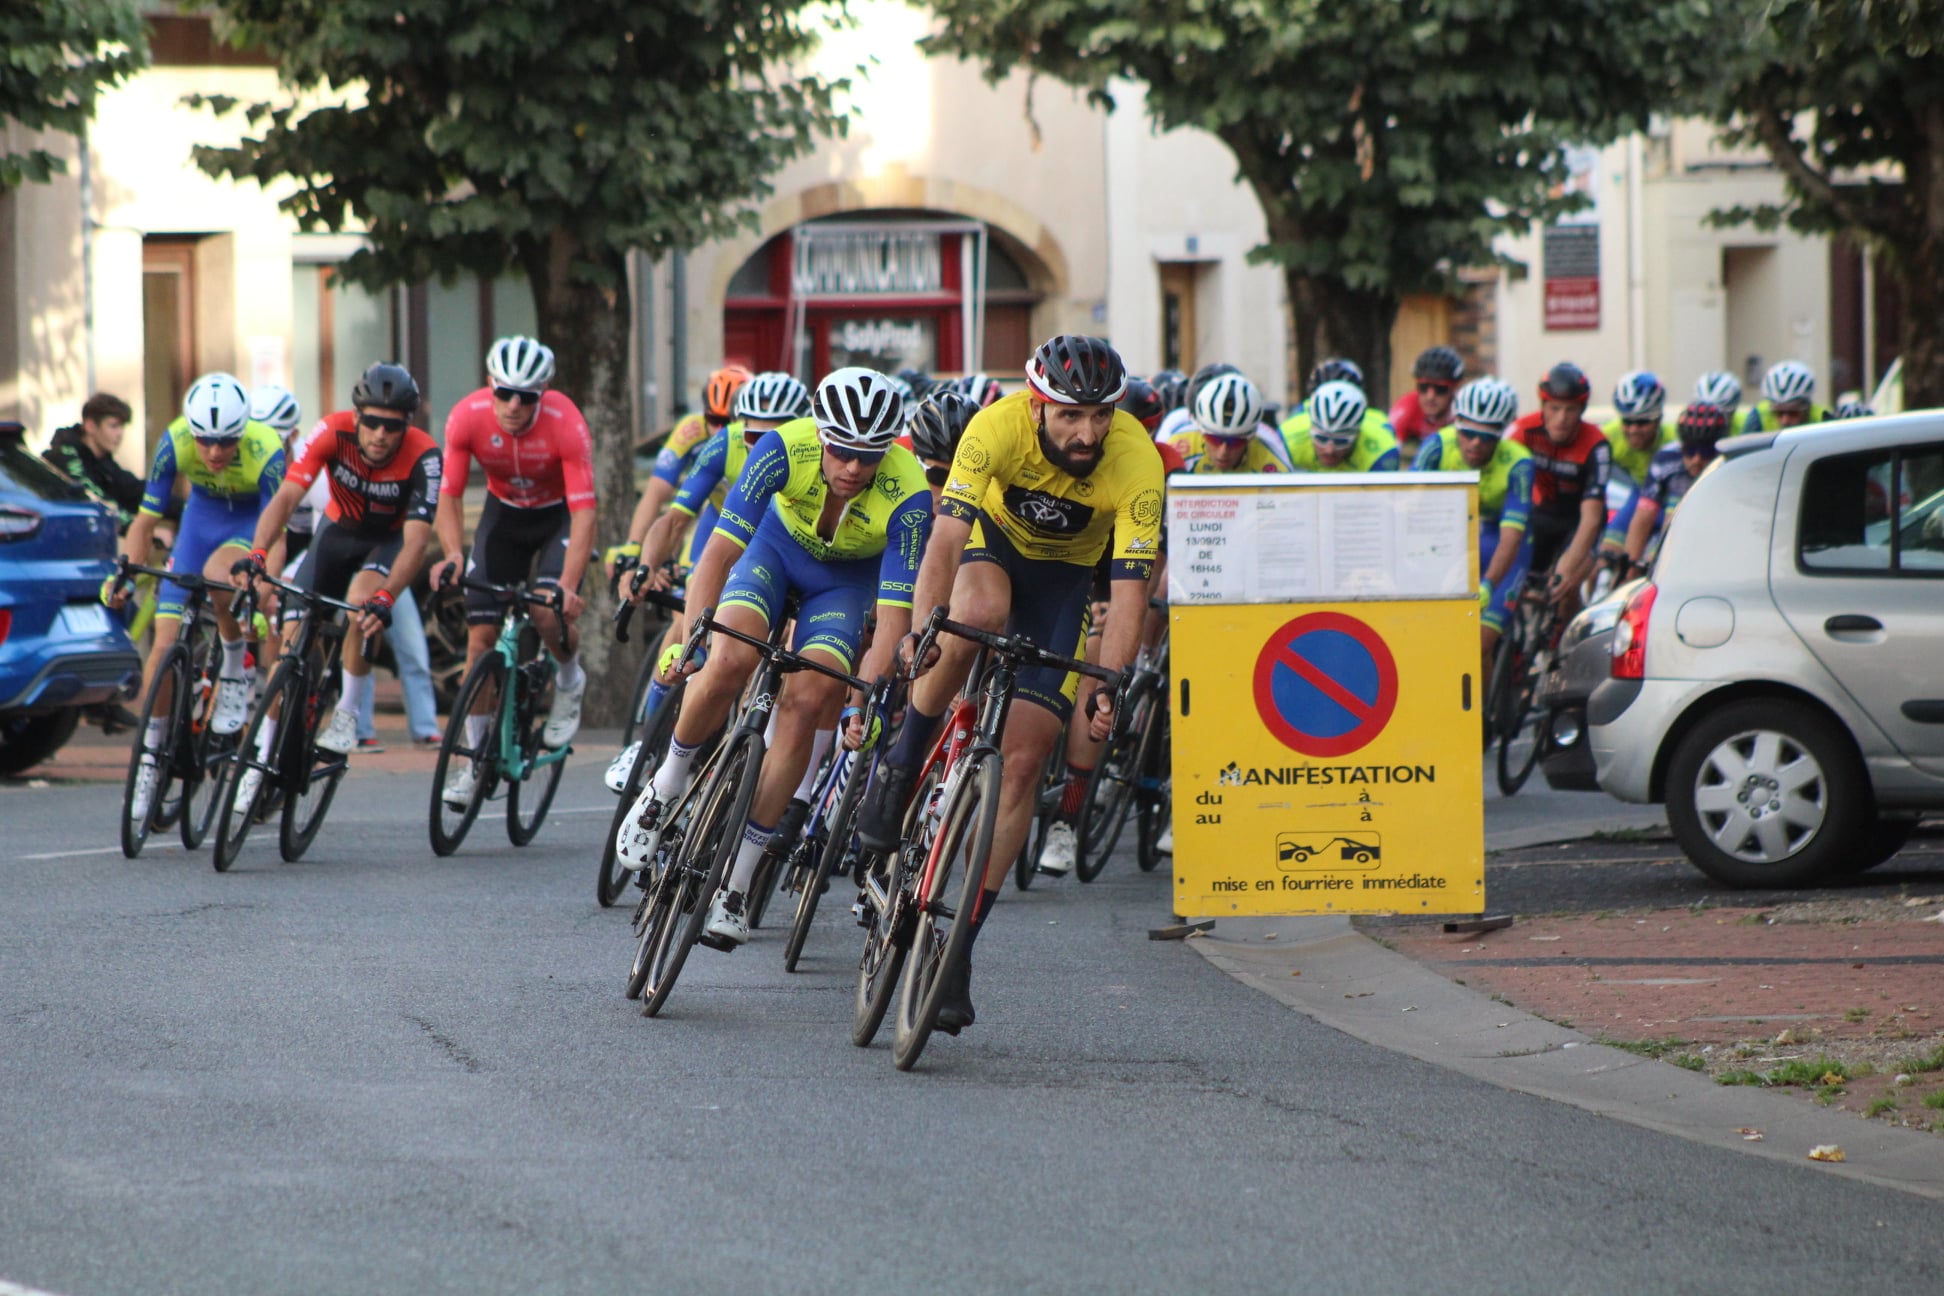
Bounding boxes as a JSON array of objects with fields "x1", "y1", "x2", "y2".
[
  {"x1": 1529, "y1": 935, "x2": 1561, "y2": 942},
  {"x1": 1807, "y1": 1144, "x2": 1846, "y2": 1163},
  {"x1": 1289, "y1": 970, "x2": 1301, "y2": 976},
  {"x1": 1344, "y1": 991, "x2": 1373, "y2": 999},
  {"x1": 1737, "y1": 1128, "x2": 1763, "y2": 1142}
]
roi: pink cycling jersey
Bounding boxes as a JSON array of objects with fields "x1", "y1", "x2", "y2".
[{"x1": 440, "y1": 387, "x2": 596, "y2": 512}]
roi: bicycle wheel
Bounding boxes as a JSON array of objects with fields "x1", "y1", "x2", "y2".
[
  {"x1": 1134, "y1": 709, "x2": 1171, "y2": 874},
  {"x1": 1076, "y1": 703, "x2": 1146, "y2": 882},
  {"x1": 1013, "y1": 747, "x2": 1062, "y2": 890},
  {"x1": 785, "y1": 752, "x2": 865, "y2": 973},
  {"x1": 177, "y1": 624, "x2": 232, "y2": 850},
  {"x1": 893, "y1": 751, "x2": 1000, "y2": 1071},
  {"x1": 1495, "y1": 640, "x2": 1546, "y2": 796},
  {"x1": 507, "y1": 662, "x2": 565, "y2": 847},
  {"x1": 429, "y1": 654, "x2": 505, "y2": 856},
  {"x1": 598, "y1": 684, "x2": 683, "y2": 907},
  {"x1": 279, "y1": 660, "x2": 345, "y2": 862},
  {"x1": 640, "y1": 733, "x2": 757, "y2": 1018},
  {"x1": 121, "y1": 642, "x2": 189, "y2": 859},
  {"x1": 851, "y1": 761, "x2": 938, "y2": 1046},
  {"x1": 620, "y1": 624, "x2": 664, "y2": 747},
  {"x1": 213, "y1": 661, "x2": 298, "y2": 871}
]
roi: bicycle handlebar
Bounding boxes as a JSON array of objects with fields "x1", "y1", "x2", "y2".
[
  {"x1": 612, "y1": 563, "x2": 687, "y2": 643},
  {"x1": 914, "y1": 605, "x2": 1133, "y2": 743},
  {"x1": 689, "y1": 603, "x2": 869, "y2": 695}
]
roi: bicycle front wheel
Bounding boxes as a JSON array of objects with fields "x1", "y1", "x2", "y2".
[
  {"x1": 784, "y1": 752, "x2": 863, "y2": 973},
  {"x1": 178, "y1": 622, "x2": 234, "y2": 850},
  {"x1": 893, "y1": 751, "x2": 1000, "y2": 1072},
  {"x1": 640, "y1": 733, "x2": 757, "y2": 1019},
  {"x1": 429, "y1": 654, "x2": 505, "y2": 856},
  {"x1": 1134, "y1": 709, "x2": 1171, "y2": 874},
  {"x1": 280, "y1": 676, "x2": 346, "y2": 863},
  {"x1": 213, "y1": 661, "x2": 298, "y2": 872},
  {"x1": 851, "y1": 760, "x2": 938, "y2": 1046},
  {"x1": 1076, "y1": 718, "x2": 1142, "y2": 883},
  {"x1": 122, "y1": 642, "x2": 189, "y2": 859}
]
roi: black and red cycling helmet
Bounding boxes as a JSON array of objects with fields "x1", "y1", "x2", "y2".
[
  {"x1": 1537, "y1": 361, "x2": 1591, "y2": 405},
  {"x1": 1025, "y1": 335, "x2": 1128, "y2": 406}
]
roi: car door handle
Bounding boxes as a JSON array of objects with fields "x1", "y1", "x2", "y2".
[{"x1": 1824, "y1": 614, "x2": 1882, "y2": 634}]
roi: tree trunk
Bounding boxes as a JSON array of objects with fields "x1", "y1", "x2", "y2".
[
  {"x1": 526, "y1": 240, "x2": 641, "y2": 728},
  {"x1": 1899, "y1": 247, "x2": 1944, "y2": 412},
  {"x1": 1284, "y1": 271, "x2": 1399, "y2": 408}
]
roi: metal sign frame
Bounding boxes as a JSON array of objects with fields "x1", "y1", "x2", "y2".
[{"x1": 784, "y1": 219, "x2": 988, "y2": 382}]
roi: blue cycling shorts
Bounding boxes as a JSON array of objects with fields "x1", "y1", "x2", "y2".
[
  {"x1": 1601, "y1": 473, "x2": 1640, "y2": 553},
  {"x1": 1480, "y1": 522, "x2": 1533, "y2": 635},
  {"x1": 158, "y1": 492, "x2": 260, "y2": 618},
  {"x1": 718, "y1": 513, "x2": 875, "y2": 670}
]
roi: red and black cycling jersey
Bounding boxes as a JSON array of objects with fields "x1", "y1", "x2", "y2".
[
  {"x1": 1509, "y1": 412, "x2": 1611, "y2": 518},
  {"x1": 287, "y1": 410, "x2": 442, "y2": 538}
]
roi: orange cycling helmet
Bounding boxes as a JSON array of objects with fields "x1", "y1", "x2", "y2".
[{"x1": 704, "y1": 365, "x2": 753, "y2": 421}]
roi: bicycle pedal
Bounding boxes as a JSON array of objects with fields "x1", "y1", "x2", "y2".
[{"x1": 696, "y1": 932, "x2": 739, "y2": 954}]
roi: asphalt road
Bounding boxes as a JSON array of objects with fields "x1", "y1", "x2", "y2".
[{"x1": 3, "y1": 767, "x2": 1941, "y2": 1295}]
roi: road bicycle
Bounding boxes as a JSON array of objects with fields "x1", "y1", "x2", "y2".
[
  {"x1": 611, "y1": 559, "x2": 685, "y2": 748},
  {"x1": 212, "y1": 573, "x2": 363, "y2": 869},
  {"x1": 870, "y1": 607, "x2": 1122, "y2": 1071},
  {"x1": 1485, "y1": 571, "x2": 1564, "y2": 797},
  {"x1": 114, "y1": 560, "x2": 245, "y2": 858},
  {"x1": 1074, "y1": 635, "x2": 1171, "y2": 881},
  {"x1": 623, "y1": 601, "x2": 864, "y2": 1018},
  {"x1": 600, "y1": 580, "x2": 691, "y2": 907},
  {"x1": 428, "y1": 578, "x2": 573, "y2": 856}
]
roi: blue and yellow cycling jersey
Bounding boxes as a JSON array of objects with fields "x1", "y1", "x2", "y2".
[
  {"x1": 938, "y1": 389, "x2": 1164, "y2": 580},
  {"x1": 1742, "y1": 400, "x2": 1831, "y2": 433},
  {"x1": 669, "y1": 421, "x2": 756, "y2": 518},
  {"x1": 1600, "y1": 417, "x2": 1675, "y2": 486},
  {"x1": 715, "y1": 420, "x2": 932, "y2": 607},
  {"x1": 1167, "y1": 428, "x2": 1284, "y2": 475},
  {"x1": 138, "y1": 418, "x2": 285, "y2": 517},
  {"x1": 1412, "y1": 429, "x2": 1535, "y2": 533},
  {"x1": 1277, "y1": 409, "x2": 1400, "y2": 473},
  {"x1": 651, "y1": 412, "x2": 715, "y2": 487}
]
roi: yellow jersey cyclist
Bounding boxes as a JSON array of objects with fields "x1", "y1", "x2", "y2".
[
  {"x1": 1168, "y1": 372, "x2": 1285, "y2": 475},
  {"x1": 1411, "y1": 377, "x2": 1533, "y2": 670},
  {"x1": 1279, "y1": 379, "x2": 1400, "y2": 472},
  {"x1": 1744, "y1": 360, "x2": 1831, "y2": 432},
  {"x1": 1599, "y1": 370, "x2": 1674, "y2": 559},
  {"x1": 616, "y1": 369, "x2": 932, "y2": 948},
  {"x1": 605, "y1": 365, "x2": 749, "y2": 581},
  {"x1": 859, "y1": 334, "x2": 1165, "y2": 1032},
  {"x1": 106, "y1": 374, "x2": 286, "y2": 818}
]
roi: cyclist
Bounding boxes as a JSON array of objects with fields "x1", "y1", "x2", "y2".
[
  {"x1": 897, "y1": 367, "x2": 935, "y2": 400},
  {"x1": 428, "y1": 336, "x2": 595, "y2": 805},
  {"x1": 909, "y1": 389, "x2": 981, "y2": 508},
  {"x1": 1623, "y1": 402, "x2": 1728, "y2": 576},
  {"x1": 1170, "y1": 372, "x2": 1283, "y2": 474},
  {"x1": 1597, "y1": 371, "x2": 1673, "y2": 561},
  {"x1": 1694, "y1": 370, "x2": 1747, "y2": 434},
  {"x1": 1150, "y1": 369, "x2": 1188, "y2": 418},
  {"x1": 107, "y1": 374, "x2": 285, "y2": 818},
  {"x1": 247, "y1": 385, "x2": 312, "y2": 559},
  {"x1": 1278, "y1": 380, "x2": 1400, "y2": 472},
  {"x1": 951, "y1": 373, "x2": 1006, "y2": 408},
  {"x1": 1744, "y1": 360, "x2": 1830, "y2": 432},
  {"x1": 1154, "y1": 362, "x2": 1240, "y2": 442},
  {"x1": 606, "y1": 364, "x2": 749, "y2": 580},
  {"x1": 615, "y1": 368, "x2": 932, "y2": 949},
  {"x1": 233, "y1": 363, "x2": 439, "y2": 767},
  {"x1": 1508, "y1": 362, "x2": 1610, "y2": 611},
  {"x1": 1388, "y1": 345, "x2": 1464, "y2": 462},
  {"x1": 858, "y1": 334, "x2": 1165, "y2": 1031},
  {"x1": 1411, "y1": 377, "x2": 1532, "y2": 669}
]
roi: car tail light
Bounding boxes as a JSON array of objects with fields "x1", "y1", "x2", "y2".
[
  {"x1": 1610, "y1": 582, "x2": 1657, "y2": 680},
  {"x1": 0, "y1": 506, "x2": 41, "y2": 541},
  {"x1": 0, "y1": 608, "x2": 10, "y2": 646}
]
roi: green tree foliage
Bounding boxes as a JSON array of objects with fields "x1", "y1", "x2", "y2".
[
  {"x1": 920, "y1": 0, "x2": 1708, "y2": 395},
  {"x1": 1709, "y1": 0, "x2": 1944, "y2": 409},
  {"x1": 0, "y1": 0, "x2": 148, "y2": 190},
  {"x1": 191, "y1": 0, "x2": 850, "y2": 716}
]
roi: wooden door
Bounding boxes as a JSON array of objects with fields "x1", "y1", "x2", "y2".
[{"x1": 142, "y1": 239, "x2": 198, "y2": 455}]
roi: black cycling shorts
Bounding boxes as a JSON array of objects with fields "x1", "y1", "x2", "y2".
[
  {"x1": 286, "y1": 521, "x2": 403, "y2": 620},
  {"x1": 464, "y1": 496, "x2": 572, "y2": 626},
  {"x1": 1525, "y1": 508, "x2": 1579, "y2": 577},
  {"x1": 962, "y1": 511, "x2": 1092, "y2": 720}
]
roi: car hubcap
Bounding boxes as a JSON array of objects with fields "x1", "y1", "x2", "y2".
[{"x1": 1690, "y1": 729, "x2": 1827, "y2": 864}]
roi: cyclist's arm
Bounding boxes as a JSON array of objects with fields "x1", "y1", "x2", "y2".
[
  {"x1": 625, "y1": 476, "x2": 677, "y2": 548},
  {"x1": 385, "y1": 520, "x2": 435, "y2": 601},
  {"x1": 1484, "y1": 459, "x2": 1533, "y2": 589},
  {"x1": 383, "y1": 446, "x2": 442, "y2": 599},
  {"x1": 858, "y1": 492, "x2": 932, "y2": 687},
  {"x1": 559, "y1": 508, "x2": 596, "y2": 608},
  {"x1": 1367, "y1": 445, "x2": 1401, "y2": 473},
  {"x1": 680, "y1": 428, "x2": 792, "y2": 623},
  {"x1": 1555, "y1": 441, "x2": 1611, "y2": 584},
  {"x1": 1624, "y1": 498, "x2": 1661, "y2": 565},
  {"x1": 248, "y1": 477, "x2": 309, "y2": 557},
  {"x1": 908, "y1": 512, "x2": 971, "y2": 635},
  {"x1": 1409, "y1": 437, "x2": 1444, "y2": 472}
]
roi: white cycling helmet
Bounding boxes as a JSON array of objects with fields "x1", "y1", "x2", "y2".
[
  {"x1": 485, "y1": 335, "x2": 555, "y2": 390},
  {"x1": 1308, "y1": 380, "x2": 1367, "y2": 438},
  {"x1": 248, "y1": 383, "x2": 301, "y2": 436},
  {"x1": 183, "y1": 373, "x2": 251, "y2": 442},
  {"x1": 1762, "y1": 360, "x2": 1815, "y2": 407},
  {"x1": 1452, "y1": 377, "x2": 1518, "y2": 431},
  {"x1": 1612, "y1": 371, "x2": 1665, "y2": 421},
  {"x1": 1693, "y1": 370, "x2": 1742, "y2": 413},
  {"x1": 813, "y1": 367, "x2": 905, "y2": 452},
  {"x1": 1192, "y1": 372, "x2": 1265, "y2": 438},
  {"x1": 879, "y1": 370, "x2": 916, "y2": 426},
  {"x1": 735, "y1": 371, "x2": 812, "y2": 422}
]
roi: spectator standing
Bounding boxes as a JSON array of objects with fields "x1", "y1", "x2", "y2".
[{"x1": 42, "y1": 393, "x2": 145, "y2": 527}]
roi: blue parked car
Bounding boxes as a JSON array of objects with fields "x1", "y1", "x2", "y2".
[{"x1": 0, "y1": 422, "x2": 141, "y2": 775}]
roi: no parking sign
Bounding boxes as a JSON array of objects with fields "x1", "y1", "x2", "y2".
[{"x1": 1168, "y1": 475, "x2": 1485, "y2": 917}]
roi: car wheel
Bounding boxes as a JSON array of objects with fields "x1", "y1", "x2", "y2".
[
  {"x1": 1839, "y1": 817, "x2": 1920, "y2": 875},
  {"x1": 1665, "y1": 698, "x2": 1868, "y2": 889},
  {"x1": 0, "y1": 709, "x2": 83, "y2": 777}
]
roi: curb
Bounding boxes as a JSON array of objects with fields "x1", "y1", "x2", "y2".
[{"x1": 1187, "y1": 913, "x2": 1944, "y2": 1201}]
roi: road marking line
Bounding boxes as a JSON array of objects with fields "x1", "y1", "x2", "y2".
[
  {"x1": 0, "y1": 1277, "x2": 74, "y2": 1296},
  {"x1": 20, "y1": 845, "x2": 160, "y2": 861}
]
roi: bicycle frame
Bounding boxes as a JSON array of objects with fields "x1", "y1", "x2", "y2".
[
  {"x1": 483, "y1": 603, "x2": 571, "y2": 785},
  {"x1": 260, "y1": 576, "x2": 355, "y2": 790}
]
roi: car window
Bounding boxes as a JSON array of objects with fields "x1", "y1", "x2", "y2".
[
  {"x1": 0, "y1": 440, "x2": 89, "y2": 503},
  {"x1": 1799, "y1": 444, "x2": 1944, "y2": 575}
]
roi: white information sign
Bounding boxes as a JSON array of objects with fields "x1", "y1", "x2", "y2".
[{"x1": 1167, "y1": 474, "x2": 1475, "y2": 605}]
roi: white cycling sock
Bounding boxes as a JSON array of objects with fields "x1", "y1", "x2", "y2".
[
  {"x1": 763, "y1": 707, "x2": 780, "y2": 747},
  {"x1": 793, "y1": 728, "x2": 835, "y2": 803},
  {"x1": 727, "y1": 818, "x2": 773, "y2": 893},
  {"x1": 464, "y1": 714, "x2": 489, "y2": 752},
  {"x1": 652, "y1": 737, "x2": 699, "y2": 803},
  {"x1": 339, "y1": 668, "x2": 373, "y2": 719},
  {"x1": 219, "y1": 635, "x2": 247, "y2": 680},
  {"x1": 144, "y1": 719, "x2": 166, "y2": 754},
  {"x1": 555, "y1": 653, "x2": 584, "y2": 693},
  {"x1": 256, "y1": 717, "x2": 279, "y2": 761}
]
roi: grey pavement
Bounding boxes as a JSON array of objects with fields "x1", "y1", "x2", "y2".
[{"x1": 2, "y1": 766, "x2": 1941, "y2": 1295}]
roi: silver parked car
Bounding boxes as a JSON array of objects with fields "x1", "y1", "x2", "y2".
[{"x1": 1589, "y1": 412, "x2": 1944, "y2": 887}]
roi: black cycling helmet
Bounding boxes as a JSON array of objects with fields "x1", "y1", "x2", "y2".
[
  {"x1": 353, "y1": 362, "x2": 421, "y2": 414},
  {"x1": 1307, "y1": 357, "x2": 1364, "y2": 395},
  {"x1": 1677, "y1": 401, "x2": 1730, "y2": 450},
  {"x1": 1025, "y1": 335, "x2": 1127, "y2": 405},
  {"x1": 1184, "y1": 362, "x2": 1242, "y2": 417},
  {"x1": 1412, "y1": 345, "x2": 1464, "y2": 383},
  {"x1": 896, "y1": 367, "x2": 934, "y2": 399},
  {"x1": 1537, "y1": 361, "x2": 1591, "y2": 405},
  {"x1": 1119, "y1": 377, "x2": 1165, "y2": 428},
  {"x1": 908, "y1": 390, "x2": 979, "y2": 462},
  {"x1": 1151, "y1": 369, "x2": 1189, "y2": 413}
]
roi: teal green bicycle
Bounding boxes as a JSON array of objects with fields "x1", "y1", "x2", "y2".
[{"x1": 427, "y1": 577, "x2": 571, "y2": 855}]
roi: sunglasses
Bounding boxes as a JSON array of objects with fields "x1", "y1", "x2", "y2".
[
  {"x1": 1621, "y1": 417, "x2": 1661, "y2": 428},
  {"x1": 1416, "y1": 382, "x2": 1454, "y2": 395},
  {"x1": 1204, "y1": 434, "x2": 1251, "y2": 448},
  {"x1": 192, "y1": 435, "x2": 236, "y2": 448},
  {"x1": 358, "y1": 413, "x2": 411, "y2": 434},
  {"x1": 1454, "y1": 425, "x2": 1502, "y2": 442},
  {"x1": 924, "y1": 464, "x2": 952, "y2": 487},
  {"x1": 1311, "y1": 434, "x2": 1357, "y2": 449},
  {"x1": 492, "y1": 386, "x2": 541, "y2": 406},
  {"x1": 826, "y1": 445, "x2": 885, "y2": 466}
]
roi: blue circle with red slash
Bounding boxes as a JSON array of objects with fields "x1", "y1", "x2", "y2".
[{"x1": 1252, "y1": 611, "x2": 1399, "y2": 758}]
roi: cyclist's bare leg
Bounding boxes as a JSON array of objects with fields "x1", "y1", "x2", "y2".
[
  {"x1": 202, "y1": 541, "x2": 249, "y2": 643},
  {"x1": 748, "y1": 662, "x2": 847, "y2": 827},
  {"x1": 665, "y1": 602, "x2": 767, "y2": 750},
  {"x1": 983, "y1": 700, "x2": 1066, "y2": 891},
  {"x1": 1065, "y1": 616, "x2": 1108, "y2": 771},
  {"x1": 341, "y1": 569, "x2": 387, "y2": 680},
  {"x1": 529, "y1": 584, "x2": 580, "y2": 664},
  {"x1": 139, "y1": 613, "x2": 185, "y2": 714}
]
